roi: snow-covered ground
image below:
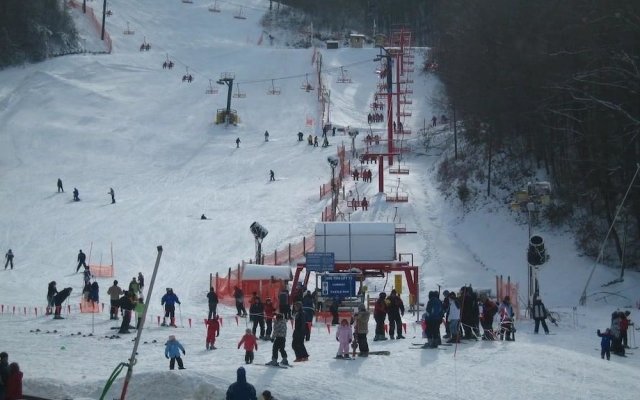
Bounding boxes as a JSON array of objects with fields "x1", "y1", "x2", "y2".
[{"x1": 0, "y1": 0, "x2": 638, "y2": 399}]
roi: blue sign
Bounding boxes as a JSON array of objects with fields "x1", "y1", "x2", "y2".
[
  {"x1": 321, "y1": 274, "x2": 356, "y2": 298},
  {"x1": 305, "y1": 252, "x2": 335, "y2": 272}
]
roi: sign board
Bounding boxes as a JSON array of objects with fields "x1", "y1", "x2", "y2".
[
  {"x1": 321, "y1": 274, "x2": 356, "y2": 298},
  {"x1": 305, "y1": 252, "x2": 335, "y2": 272},
  {"x1": 314, "y1": 222, "x2": 396, "y2": 262}
]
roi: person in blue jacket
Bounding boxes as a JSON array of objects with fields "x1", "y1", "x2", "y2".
[
  {"x1": 597, "y1": 328, "x2": 613, "y2": 360},
  {"x1": 164, "y1": 335, "x2": 186, "y2": 370},
  {"x1": 161, "y1": 288, "x2": 181, "y2": 327},
  {"x1": 226, "y1": 366, "x2": 257, "y2": 400}
]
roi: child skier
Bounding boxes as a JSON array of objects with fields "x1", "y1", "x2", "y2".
[
  {"x1": 205, "y1": 316, "x2": 220, "y2": 350},
  {"x1": 164, "y1": 335, "x2": 186, "y2": 370},
  {"x1": 266, "y1": 313, "x2": 289, "y2": 366},
  {"x1": 336, "y1": 318, "x2": 353, "y2": 358},
  {"x1": 238, "y1": 328, "x2": 258, "y2": 364},
  {"x1": 597, "y1": 328, "x2": 613, "y2": 360}
]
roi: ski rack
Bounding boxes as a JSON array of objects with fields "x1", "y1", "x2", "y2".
[{"x1": 266, "y1": 79, "x2": 281, "y2": 95}]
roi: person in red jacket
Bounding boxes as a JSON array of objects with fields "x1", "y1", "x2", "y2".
[
  {"x1": 205, "y1": 316, "x2": 220, "y2": 350},
  {"x1": 264, "y1": 298, "x2": 276, "y2": 340},
  {"x1": 621, "y1": 311, "x2": 631, "y2": 349},
  {"x1": 5, "y1": 362, "x2": 23, "y2": 400},
  {"x1": 238, "y1": 328, "x2": 258, "y2": 364}
]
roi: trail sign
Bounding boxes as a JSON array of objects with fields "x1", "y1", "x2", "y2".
[{"x1": 321, "y1": 274, "x2": 355, "y2": 298}]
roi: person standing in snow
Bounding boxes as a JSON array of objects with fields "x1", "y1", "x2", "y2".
[
  {"x1": 119, "y1": 291, "x2": 135, "y2": 334},
  {"x1": 0, "y1": 351, "x2": 9, "y2": 400},
  {"x1": 161, "y1": 288, "x2": 181, "y2": 327},
  {"x1": 264, "y1": 130, "x2": 269, "y2": 142},
  {"x1": 46, "y1": 281, "x2": 58, "y2": 315},
  {"x1": 72, "y1": 187, "x2": 79, "y2": 201},
  {"x1": 424, "y1": 290, "x2": 443, "y2": 348},
  {"x1": 269, "y1": 170, "x2": 275, "y2": 181},
  {"x1": 82, "y1": 265, "x2": 92, "y2": 286},
  {"x1": 532, "y1": 297, "x2": 550, "y2": 334},
  {"x1": 207, "y1": 287, "x2": 219, "y2": 319},
  {"x1": 266, "y1": 313, "x2": 289, "y2": 366},
  {"x1": 597, "y1": 328, "x2": 613, "y2": 360},
  {"x1": 297, "y1": 131, "x2": 304, "y2": 141},
  {"x1": 335, "y1": 318, "x2": 353, "y2": 358},
  {"x1": 137, "y1": 272, "x2": 145, "y2": 295},
  {"x1": 621, "y1": 311, "x2": 631, "y2": 349},
  {"x1": 373, "y1": 292, "x2": 387, "y2": 341},
  {"x1": 447, "y1": 292, "x2": 461, "y2": 343},
  {"x1": 205, "y1": 316, "x2": 220, "y2": 350},
  {"x1": 53, "y1": 287, "x2": 73, "y2": 319},
  {"x1": 107, "y1": 280, "x2": 123, "y2": 320},
  {"x1": 291, "y1": 301, "x2": 309, "y2": 362},
  {"x1": 76, "y1": 250, "x2": 87, "y2": 273},
  {"x1": 264, "y1": 298, "x2": 275, "y2": 340},
  {"x1": 354, "y1": 303, "x2": 371, "y2": 355},
  {"x1": 4, "y1": 249, "x2": 13, "y2": 270},
  {"x1": 108, "y1": 188, "x2": 115, "y2": 204},
  {"x1": 238, "y1": 328, "x2": 258, "y2": 364},
  {"x1": 164, "y1": 335, "x2": 186, "y2": 370},
  {"x1": 480, "y1": 294, "x2": 498, "y2": 340},
  {"x1": 57, "y1": 178, "x2": 64, "y2": 193},
  {"x1": 4, "y1": 361, "x2": 22, "y2": 400},
  {"x1": 236, "y1": 137, "x2": 241, "y2": 148},
  {"x1": 498, "y1": 296, "x2": 515, "y2": 341},
  {"x1": 128, "y1": 277, "x2": 140, "y2": 296},
  {"x1": 89, "y1": 281, "x2": 99, "y2": 304},
  {"x1": 250, "y1": 296, "x2": 266, "y2": 339},
  {"x1": 234, "y1": 286, "x2": 247, "y2": 317},
  {"x1": 226, "y1": 367, "x2": 257, "y2": 400},
  {"x1": 386, "y1": 289, "x2": 405, "y2": 339}
]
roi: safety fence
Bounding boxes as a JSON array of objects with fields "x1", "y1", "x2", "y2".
[{"x1": 67, "y1": 0, "x2": 113, "y2": 53}]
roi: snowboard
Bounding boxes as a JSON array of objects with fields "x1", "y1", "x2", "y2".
[
  {"x1": 335, "y1": 356, "x2": 356, "y2": 360},
  {"x1": 412, "y1": 342, "x2": 452, "y2": 347},
  {"x1": 259, "y1": 363, "x2": 290, "y2": 369}
]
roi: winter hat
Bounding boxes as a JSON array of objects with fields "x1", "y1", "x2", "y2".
[
  {"x1": 168, "y1": 335, "x2": 176, "y2": 341},
  {"x1": 114, "y1": 280, "x2": 118, "y2": 285},
  {"x1": 245, "y1": 328, "x2": 252, "y2": 334}
]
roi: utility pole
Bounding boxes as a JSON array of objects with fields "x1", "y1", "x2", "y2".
[{"x1": 101, "y1": 0, "x2": 107, "y2": 40}]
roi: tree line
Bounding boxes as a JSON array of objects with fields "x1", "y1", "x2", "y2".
[
  {"x1": 0, "y1": 0, "x2": 78, "y2": 69},
  {"x1": 428, "y1": 0, "x2": 640, "y2": 267}
]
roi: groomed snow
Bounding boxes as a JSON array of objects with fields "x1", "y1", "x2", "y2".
[{"x1": 0, "y1": 1, "x2": 638, "y2": 399}]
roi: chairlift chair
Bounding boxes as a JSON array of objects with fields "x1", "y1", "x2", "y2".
[
  {"x1": 337, "y1": 66, "x2": 352, "y2": 83},
  {"x1": 234, "y1": 6, "x2": 247, "y2": 19},
  {"x1": 233, "y1": 83, "x2": 246, "y2": 98},
  {"x1": 208, "y1": 0, "x2": 221, "y2": 12},
  {"x1": 267, "y1": 79, "x2": 281, "y2": 95},
  {"x1": 206, "y1": 79, "x2": 219, "y2": 94},
  {"x1": 123, "y1": 21, "x2": 135, "y2": 35},
  {"x1": 300, "y1": 74, "x2": 314, "y2": 92},
  {"x1": 182, "y1": 66, "x2": 193, "y2": 83}
]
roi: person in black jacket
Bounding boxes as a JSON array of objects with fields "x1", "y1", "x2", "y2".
[
  {"x1": 119, "y1": 291, "x2": 135, "y2": 334},
  {"x1": 291, "y1": 302, "x2": 309, "y2": 362},
  {"x1": 53, "y1": 287, "x2": 73, "y2": 319},
  {"x1": 386, "y1": 289, "x2": 405, "y2": 339},
  {"x1": 76, "y1": 250, "x2": 87, "y2": 273},
  {"x1": 4, "y1": 249, "x2": 13, "y2": 270},
  {"x1": 278, "y1": 288, "x2": 291, "y2": 319},
  {"x1": 532, "y1": 297, "x2": 550, "y2": 334},
  {"x1": 207, "y1": 287, "x2": 218, "y2": 319},
  {"x1": 226, "y1": 367, "x2": 257, "y2": 400},
  {"x1": 250, "y1": 296, "x2": 265, "y2": 339},
  {"x1": 46, "y1": 281, "x2": 58, "y2": 315}
]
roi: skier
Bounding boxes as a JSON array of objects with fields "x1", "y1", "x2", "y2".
[
  {"x1": 373, "y1": 292, "x2": 388, "y2": 341},
  {"x1": 46, "y1": 281, "x2": 58, "y2": 315},
  {"x1": 386, "y1": 289, "x2": 405, "y2": 339},
  {"x1": 354, "y1": 303, "x2": 370, "y2": 356},
  {"x1": 610, "y1": 311, "x2": 625, "y2": 356},
  {"x1": 57, "y1": 178, "x2": 64, "y2": 192},
  {"x1": 597, "y1": 328, "x2": 613, "y2": 360},
  {"x1": 233, "y1": 286, "x2": 247, "y2": 317},
  {"x1": 332, "y1": 126, "x2": 336, "y2": 136},
  {"x1": 4, "y1": 249, "x2": 14, "y2": 270},
  {"x1": 205, "y1": 315, "x2": 220, "y2": 350},
  {"x1": 53, "y1": 287, "x2": 73, "y2": 319},
  {"x1": 236, "y1": 137, "x2": 241, "y2": 148},
  {"x1": 480, "y1": 294, "x2": 498, "y2": 340},
  {"x1": 82, "y1": 266, "x2": 92, "y2": 286},
  {"x1": 447, "y1": 292, "x2": 461, "y2": 343},
  {"x1": 335, "y1": 318, "x2": 353, "y2": 358},
  {"x1": 226, "y1": 367, "x2": 257, "y2": 400},
  {"x1": 161, "y1": 288, "x2": 181, "y2": 327},
  {"x1": 291, "y1": 301, "x2": 309, "y2": 362},
  {"x1": 201, "y1": 214, "x2": 207, "y2": 220},
  {"x1": 307, "y1": 134, "x2": 313, "y2": 145},
  {"x1": 238, "y1": 328, "x2": 258, "y2": 364},
  {"x1": 264, "y1": 130, "x2": 269, "y2": 142},
  {"x1": 75, "y1": 250, "x2": 87, "y2": 273},
  {"x1": 322, "y1": 136, "x2": 329, "y2": 147},
  {"x1": 264, "y1": 298, "x2": 275, "y2": 340},
  {"x1": 297, "y1": 131, "x2": 304, "y2": 141},
  {"x1": 128, "y1": 277, "x2": 140, "y2": 296},
  {"x1": 164, "y1": 335, "x2": 186, "y2": 370},
  {"x1": 108, "y1": 188, "x2": 115, "y2": 204},
  {"x1": 302, "y1": 291, "x2": 314, "y2": 341},
  {"x1": 621, "y1": 311, "x2": 631, "y2": 349},
  {"x1": 107, "y1": 280, "x2": 123, "y2": 320},
  {"x1": 135, "y1": 297, "x2": 146, "y2": 329},
  {"x1": 431, "y1": 115, "x2": 437, "y2": 126},
  {"x1": 498, "y1": 296, "x2": 515, "y2": 341},
  {"x1": 532, "y1": 297, "x2": 550, "y2": 334},
  {"x1": 119, "y1": 291, "x2": 135, "y2": 334},
  {"x1": 269, "y1": 170, "x2": 275, "y2": 181},
  {"x1": 361, "y1": 197, "x2": 368, "y2": 211},
  {"x1": 207, "y1": 286, "x2": 219, "y2": 319},
  {"x1": 82, "y1": 281, "x2": 91, "y2": 301},
  {"x1": 137, "y1": 272, "x2": 145, "y2": 295},
  {"x1": 250, "y1": 296, "x2": 266, "y2": 339},
  {"x1": 313, "y1": 136, "x2": 319, "y2": 147},
  {"x1": 424, "y1": 290, "x2": 443, "y2": 348},
  {"x1": 278, "y1": 288, "x2": 291, "y2": 319},
  {"x1": 266, "y1": 313, "x2": 289, "y2": 366},
  {"x1": 72, "y1": 188, "x2": 79, "y2": 201}
]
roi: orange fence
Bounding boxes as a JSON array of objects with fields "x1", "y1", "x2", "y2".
[
  {"x1": 68, "y1": 0, "x2": 112, "y2": 53},
  {"x1": 89, "y1": 264, "x2": 114, "y2": 277},
  {"x1": 496, "y1": 276, "x2": 521, "y2": 318}
]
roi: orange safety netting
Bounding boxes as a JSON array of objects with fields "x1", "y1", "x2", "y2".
[
  {"x1": 79, "y1": 298, "x2": 101, "y2": 313},
  {"x1": 90, "y1": 264, "x2": 114, "y2": 278},
  {"x1": 497, "y1": 282, "x2": 520, "y2": 319},
  {"x1": 67, "y1": 0, "x2": 113, "y2": 53}
]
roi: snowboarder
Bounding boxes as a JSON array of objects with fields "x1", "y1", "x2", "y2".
[
  {"x1": 532, "y1": 297, "x2": 550, "y2": 334},
  {"x1": 386, "y1": 289, "x2": 405, "y2": 339},
  {"x1": 597, "y1": 328, "x2": 613, "y2": 360},
  {"x1": 226, "y1": 367, "x2": 257, "y2": 400},
  {"x1": 205, "y1": 316, "x2": 220, "y2": 350},
  {"x1": 291, "y1": 301, "x2": 309, "y2": 362},
  {"x1": 234, "y1": 286, "x2": 247, "y2": 317},
  {"x1": 164, "y1": 335, "x2": 186, "y2": 370},
  {"x1": 269, "y1": 170, "x2": 275, "y2": 181},
  {"x1": 373, "y1": 293, "x2": 387, "y2": 341},
  {"x1": 201, "y1": 214, "x2": 207, "y2": 220},
  {"x1": 161, "y1": 288, "x2": 181, "y2": 327},
  {"x1": 236, "y1": 137, "x2": 241, "y2": 148},
  {"x1": 207, "y1": 287, "x2": 219, "y2": 319},
  {"x1": 266, "y1": 313, "x2": 289, "y2": 366},
  {"x1": 108, "y1": 188, "x2": 115, "y2": 204},
  {"x1": 57, "y1": 178, "x2": 64, "y2": 193},
  {"x1": 238, "y1": 328, "x2": 258, "y2": 364},
  {"x1": 335, "y1": 318, "x2": 353, "y2": 358},
  {"x1": 264, "y1": 130, "x2": 269, "y2": 142},
  {"x1": 76, "y1": 250, "x2": 87, "y2": 273},
  {"x1": 4, "y1": 249, "x2": 14, "y2": 270},
  {"x1": 72, "y1": 188, "x2": 79, "y2": 201},
  {"x1": 46, "y1": 281, "x2": 58, "y2": 315},
  {"x1": 53, "y1": 287, "x2": 72, "y2": 319},
  {"x1": 107, "y1": 280, "x2": 123, "y2": 320}
]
